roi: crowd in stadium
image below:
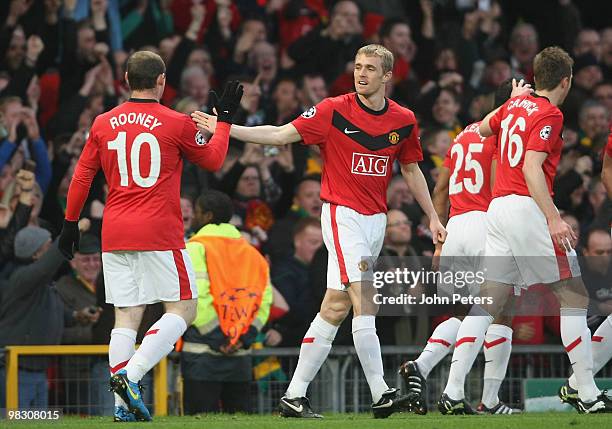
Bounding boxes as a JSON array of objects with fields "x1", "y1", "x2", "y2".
[{"x1": 0, "y1": 0, "x2": 610, "y2": 414}]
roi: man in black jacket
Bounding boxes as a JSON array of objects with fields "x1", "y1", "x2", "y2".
[{"x1": 0, "y1": 224, "x2": 92, "y2": 408}]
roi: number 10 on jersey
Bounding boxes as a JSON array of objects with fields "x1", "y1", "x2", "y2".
[{"x1": 108, "y1": 132, "x2": 161, "y2": 188}]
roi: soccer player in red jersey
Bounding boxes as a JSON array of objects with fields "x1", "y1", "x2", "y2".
[
  {"x1": 400, "y1": 80, "x2": 524, "y2": 415},
  {"x1": 439, "y1": 47, "x2": 612, "y2": 414},
  {"x1": 58, "y1": 51, "x2": 243, "y2": 421},
  {"x1": 193, "y1": 44, "x2": 446, "y2": 418}
]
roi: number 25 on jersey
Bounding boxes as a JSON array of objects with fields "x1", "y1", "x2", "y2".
[
  {"x1": 449, "y1": 143, "x2": 484, "y2": 195},
  {"x1": 108, "y1": 132, "x2": 161, "y2": 188}
]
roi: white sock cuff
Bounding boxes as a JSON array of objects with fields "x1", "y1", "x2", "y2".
[
  {"x1": 560, "y1": 307, "x2": 587, "y2": 317},
  {"x1": 163, "y1": 312, "x2": 188, "y2": 333},
  {"x1": 486, "y1": 324, "x2": 513, "y2": 339},
  {"x1": 111, "y1": 328, "x2": 137, "y2": 341},
  {"x1": 312, "y1": 313, "x2": 339, "y2": 342},
  {"x1": 352, "y1": 315, "x2": 376, "y2": 333}
]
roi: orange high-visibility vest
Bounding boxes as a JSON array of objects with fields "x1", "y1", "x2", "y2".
[{"x1": 188, "y1": 234, "x2": 269, "y2": 346}]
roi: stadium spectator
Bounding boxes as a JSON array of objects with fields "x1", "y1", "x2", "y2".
[
  {"x1": 298, "y1": 73, "x2": 328, "y2": 111},
  {"x1": 287, "y1": 0, "x2": 364, "y2": 84},
  {"x1": 593, "y1": 81, "x2": 612, "y2": 119},
  {"x1": 601, "y1": 28, "x2": 612, "y2": 80},
  {"x1": 0, "y1": 223, "x2": 93, "y2": 409},
  {"x1": 508, "y1": 23, "x2": 539, "y2": 81},
  {"x1": 0, "y1": 168, "x2": 34, "y2": 270},
  {"x1": 182, "y1": 190, "x2": 272, "y2": 414},
  {"x1": 573, "y1": 28, "x2": 602, "y2": 60},
  {"x1": 268, "y1": 217, "x2": 322, "y2": 347},
  {"x1": 580, "y1": 228, "x2": 612, "y2": 316},
  {"x1": 265, "y1": 175, "x2": 322, "y2": 262},
  {"x1": 378, "y1": 209, "x2": 427, "y2": 345},
  {"x1": 56, "y1": 233, "x2": 103, "y2": 414}
]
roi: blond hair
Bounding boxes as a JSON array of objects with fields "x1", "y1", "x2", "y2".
[{"x1": 356, "y1": 44, "x2": 394, "y2": 74}]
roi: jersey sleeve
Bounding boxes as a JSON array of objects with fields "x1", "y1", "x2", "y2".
[
  {"x1": 65, "y1": 131, "x2": 101, "y2": 221},
  {"x1": 178, "y1": 115, "x2": 230, "y2": 172},
  {"x1": 290, "y1": 98, "x2": 334, "y2": 146},
  {"x1": 397, "y1": 119, "x2": 423, "y2": 164},
  {"x1": 526, "y1": 112, "x2": 563, "y2": 154}
]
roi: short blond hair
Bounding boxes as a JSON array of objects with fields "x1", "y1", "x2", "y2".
[{"x1": 356, "y1": 44, "x2": 394, "y2": 74}]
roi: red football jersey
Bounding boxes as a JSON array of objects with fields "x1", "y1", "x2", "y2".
[
  {"x1": 489, "y1": 94, "x2": 563, "y2": 198},
  {"x1": 443, "y1": 122, "x2": 495, "y2": 218},
  {"x1": 66, "y1": 99, "x2": 230, "y2": 252},
  {"x1": 291, "y1": 93, "x2": 423, "y2": 215}
]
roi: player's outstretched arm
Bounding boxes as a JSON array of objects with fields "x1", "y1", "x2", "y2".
[
  {"x1": 523, "y1": 150, "x2": 576, "y2": 252},
  {"x1": 602, "y1": 152, "x2": 612, "y2": 199},
  {"x1": 400, "y1": 162, "x2": 447, "y2": 244},
  {"x1": 191, "y1": 113, "x2": 302, "y2": 146}
]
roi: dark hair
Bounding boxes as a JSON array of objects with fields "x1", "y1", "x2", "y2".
[
  {"x1": 379, "y1": 17, "x2": 410, "y2": 40},
  {"x1": 294, "y1": 174, "x2": 321, "y2": 195},
  {"x1": 293, "y1": 217, "x2": 321, "y2": 239},
  {"x1": 196, "y1": 190, "x2": 234, "y2": 224},
  {"x1": 533, "y1": 46, "x2": 573, "y2": 91},
  {"x1": 584, "y1": 228, "x2": 610, "y2": 249},
  {"x1": 126, "y1": 51, "x2": 166, "y2": 91},
  {"x1": 494, "y1": 78, "x2": 514, "y2": 108}
]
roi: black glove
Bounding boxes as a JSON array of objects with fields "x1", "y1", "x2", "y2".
[
  {"x1": 58, "y1": 219, "x2": 80, "y2": 260},
  {"x1": 209, "y1": 80, "x2": 244, "y2": 124}
]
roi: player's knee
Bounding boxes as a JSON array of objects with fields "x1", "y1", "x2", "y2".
[{"x1": 320, "y1": 301, "x2": 349, "y2": 325}]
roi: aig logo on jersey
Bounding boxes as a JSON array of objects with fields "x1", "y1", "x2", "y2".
[
  {"x1": 301, "y1": 106, "x2": 316, "y2": 119},
  {"x1": 351, "y1": 153, "x2": 389, "y2": 176},
  {"x1": 195, "y1": 131, "x2": 207, "y2": 146},
  {"x1": 540, "y1": 125, "x2": 552, "y2": 140}
]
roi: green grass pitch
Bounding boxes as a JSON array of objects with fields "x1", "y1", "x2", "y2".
[{"x1": 4, "y1": 413, "x2": 612, "y2": 428}]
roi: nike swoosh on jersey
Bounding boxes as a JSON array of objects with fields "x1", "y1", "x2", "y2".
[
  {"x1": 282, "y1": 399, "x2": 303, "y2": 413},
  {"x1": 344, "y1": 128, "x2": 360, "y2": 134}
]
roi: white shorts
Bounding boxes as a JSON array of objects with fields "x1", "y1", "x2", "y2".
[
  {"x1": 321, "y1": 203, "x2": 386, "y2": 290},
  {"x1": 484, "y1": 195, "x2": 581, "y2": 287},
  {"x1": 102, "y1": 249, "x2": 197, "y2": 306},
  {"x1": 440, "y1": 210, "x2": 522, "y2": 296}
]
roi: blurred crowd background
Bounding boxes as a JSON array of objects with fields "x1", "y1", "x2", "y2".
[{"x1": 0, "y1": 0, "x2": 611, "y2": 382}]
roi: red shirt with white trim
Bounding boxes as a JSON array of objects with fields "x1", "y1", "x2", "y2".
[
  {"x1": 489, "y1": 93, "x2": 563, "y2": 198},
  {"x1": 443, "y1": 122, "x2": 496, "y2": 218},
  {"x1": 65, "y1": 99, "x2": 230, "y2": 252},
  {"x1": 291, "y1": 93, "x2": 423, "y2": 215}
]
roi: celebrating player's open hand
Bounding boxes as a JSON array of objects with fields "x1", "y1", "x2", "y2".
[
  {"x1": 210, "y1": 80, "x2": 244, "y2": 123},
  {"x1": 191, "y1": 80, "x2": 244, "y2": 132},
  {"x1": 510, "y1": 78, "x2": 533, "y2": 98}
]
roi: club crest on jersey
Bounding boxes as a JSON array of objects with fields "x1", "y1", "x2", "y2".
[
  {"x1": 351, "y1": 153, "x2": 389, "y2": 176},
  {"x1": 195, "y1": 131, "x2": 207, "y2": 146},
  {"x1": 539, "y1": 125, "x2": 552, "y2": 140},
  {"x1": 388, "y1": 131, "x2": 400, "y2": 145},
  {"x1": 301, "y1": 106, "x2": 316, "y2": 119}
]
